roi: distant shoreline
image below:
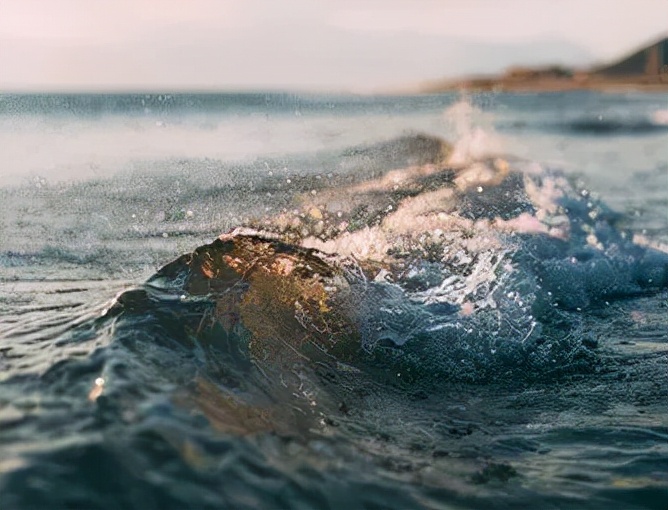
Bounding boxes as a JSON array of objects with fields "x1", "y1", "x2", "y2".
[
  {"x1": 422, "y1": 75, "x2": 668, "y2": 94},
  {"x1": 422, "y1": 36, "x2": 668, "y2": 94}
]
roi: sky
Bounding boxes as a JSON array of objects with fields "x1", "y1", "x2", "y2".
[{"x1": 1, "y1": 0, "x2": 667, "y2": 92}]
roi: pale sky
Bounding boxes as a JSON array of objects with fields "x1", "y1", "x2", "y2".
[{"x1": 1, "y1": 0, "x2": 666, "y2": 92}]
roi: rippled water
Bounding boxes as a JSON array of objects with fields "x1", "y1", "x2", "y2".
[{"x1": 1, "y1": 92, "x2": 667, "y2": 509}]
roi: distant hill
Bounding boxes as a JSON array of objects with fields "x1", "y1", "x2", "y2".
[
  {"x1": 594, "y1": 37, "x2": 668, "y2": 76},
  {"x1": 422, "y1": 36, "x2": 668, "y2": 93}
]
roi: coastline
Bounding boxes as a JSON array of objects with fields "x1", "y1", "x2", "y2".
[
  {"x1": 422, "y1": 36, "x2": 668, "y2": 94},
  {"x1": 421, "y1": 75, "x2": 668, "y2": 94}
]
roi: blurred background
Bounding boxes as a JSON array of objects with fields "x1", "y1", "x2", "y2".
[{"x1": 2, "y1": 0, "x2": 667, "y2": 93}]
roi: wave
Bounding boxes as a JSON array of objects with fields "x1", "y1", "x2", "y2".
[
  {"x1": 563, "y1": 118, "x2": 668, "y2": 135},
  {"x1": 2, "y1": 133, "x2": 668, "y2": 510},
  {"x1": 7, "y1": 132, "x2": 660, "y2": 389},
  {"x1": 500, "y1": 113, "x2": 668, "y2": 136},
  {"x1": 100, "y1": 135, "x2": 668, "y2": 387}
]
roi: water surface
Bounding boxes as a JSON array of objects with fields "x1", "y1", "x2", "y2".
[{"x1": 1, "y1": 92, "x2": 667, "y2": 509}]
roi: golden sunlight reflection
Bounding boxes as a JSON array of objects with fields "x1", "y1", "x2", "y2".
[{"x1": 88, "y1": 377, "x2": 105, "y2": 402}]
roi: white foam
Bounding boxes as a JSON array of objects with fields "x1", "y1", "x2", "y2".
[{"x1": 443, "y1": 99, "x2": 504, "y2": 166}]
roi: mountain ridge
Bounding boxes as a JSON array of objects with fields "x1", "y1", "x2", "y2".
[{"x1": 422, "y1": 35, "x2": 668, "y2": 93}]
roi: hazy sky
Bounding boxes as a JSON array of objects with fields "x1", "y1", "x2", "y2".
[{"x1": 1, "y1": 0, "x2": 667, "y2": 92}]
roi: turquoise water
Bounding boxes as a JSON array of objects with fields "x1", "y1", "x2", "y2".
[{"x1": 0, "y1": 92, "x2": 667, "y2": 509}]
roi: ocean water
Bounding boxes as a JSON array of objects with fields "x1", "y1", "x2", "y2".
[{"x1": 0, "y1": 91, "x2": 667, "y2": 509}]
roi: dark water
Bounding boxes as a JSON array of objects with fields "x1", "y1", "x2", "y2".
[{"x1": 1, "y1": 92, "x2": 668, "y2": 509}]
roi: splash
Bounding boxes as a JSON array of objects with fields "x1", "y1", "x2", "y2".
[
  {"x1": 443, "y1": 99, "x2": 505, "y2": 166},
  {"x1": 134, "y1": 133, "x2": 668, "y2": 384}
]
